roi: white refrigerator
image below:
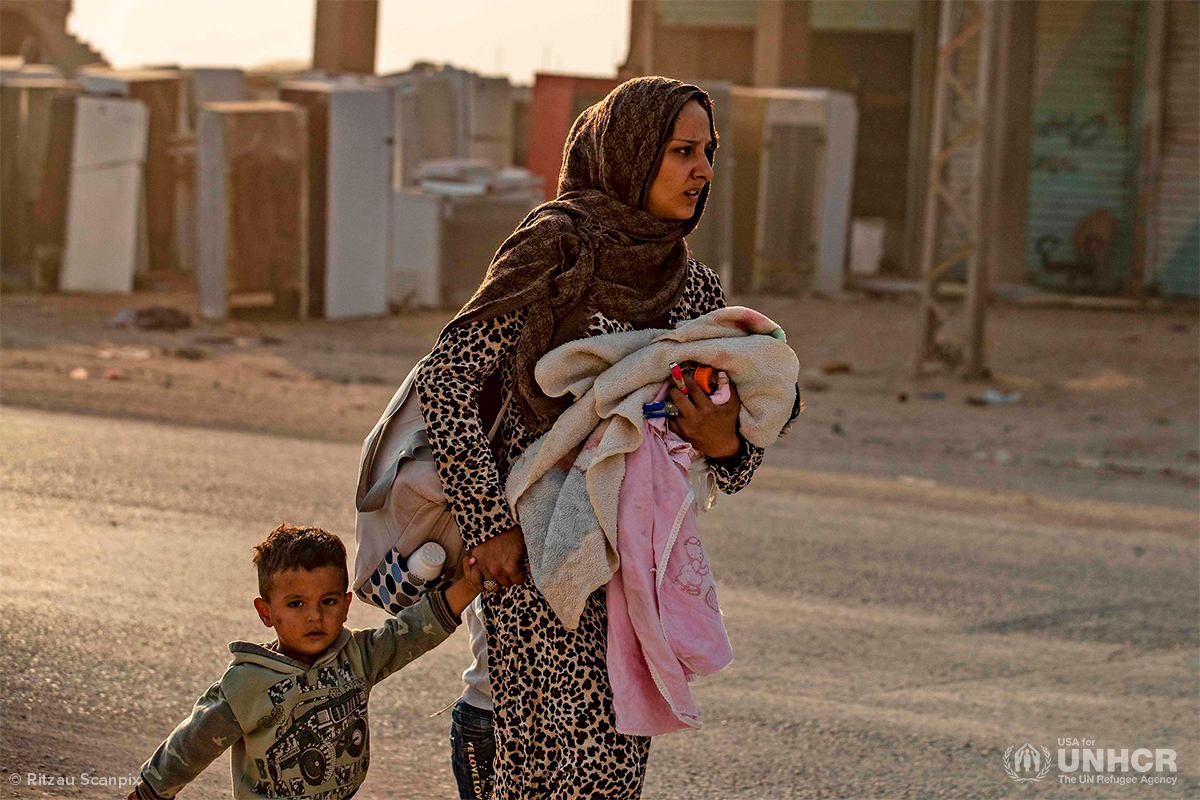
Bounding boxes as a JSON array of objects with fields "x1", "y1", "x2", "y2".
[
  {"x1": 280, "y1": 81, "x2": 391, "y2": 319},
  {"x1": 59, "y1": 95, "x2": 148, "y2": 294},
  {"x1": 731, "y1": 88, "x2": 858, "y2": 296}
]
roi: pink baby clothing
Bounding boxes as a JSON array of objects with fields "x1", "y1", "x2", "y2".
[{"x1": 606, "y1": 391, "x2": 734, "y2": 736}]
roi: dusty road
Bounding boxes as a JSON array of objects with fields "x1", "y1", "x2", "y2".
[
  {"x1": 1, "y1": 407, "x2": 1196, "y2": 799},
  {"x1": 2, "y1": 288, "x2": 1197, "y2": 513}
]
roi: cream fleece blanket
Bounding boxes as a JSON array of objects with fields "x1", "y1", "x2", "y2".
[{"x1": 507, "y1": 306, "x2": 800, "y2": 628}]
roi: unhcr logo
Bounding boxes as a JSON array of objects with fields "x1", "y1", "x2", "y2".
[
  {"x1": 1003, "y1": 743, "x2": 1052, "y2": 782},
  {"x1": 1056, "y1": 739, "x2": 1178, "y2": 787},
  {"x1": 999, "y1": 739, "x2": 1180, "y2": 787}
]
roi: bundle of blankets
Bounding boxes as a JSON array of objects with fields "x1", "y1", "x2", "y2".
[{"x1": 506, "y1": 306, "x2": 801, "y2": 735}]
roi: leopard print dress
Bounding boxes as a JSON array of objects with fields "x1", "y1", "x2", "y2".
[{"x1": 416, "y1": 260, "x2": 763, "y2": 799}]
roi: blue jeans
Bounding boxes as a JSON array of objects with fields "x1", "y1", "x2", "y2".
[{"x1": 450, "y1": 699, "x2": 495, "y2": 800}]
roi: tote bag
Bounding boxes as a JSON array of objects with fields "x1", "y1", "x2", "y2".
[{"x1": 353, "y1": 355, "x2": 507, "y2": 595}]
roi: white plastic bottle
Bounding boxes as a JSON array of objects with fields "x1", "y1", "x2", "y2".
[{"x1": 406, "y1": 541, "x2": 446, "y2": 582}]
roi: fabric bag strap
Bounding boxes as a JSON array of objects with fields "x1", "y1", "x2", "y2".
[
  {"x1": 357, "y1": 361, "x2": 509, "y2": 513},
  {"x1": 356, "y1": 358, "x2": 425, "y2": 510},
  {"x1": 487, "y1": 391, "x2": 511, "y2": 440}
]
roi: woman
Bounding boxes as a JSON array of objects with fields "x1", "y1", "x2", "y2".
[{"x1": 416, "y1": 76, "x2": 764, "y2": 799}]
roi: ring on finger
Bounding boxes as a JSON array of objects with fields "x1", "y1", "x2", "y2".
[{"x1": 483, "y1": 579, "x2": 500, "y2": 592}]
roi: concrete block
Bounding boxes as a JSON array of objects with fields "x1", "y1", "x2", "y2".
[{"x1": 196, "y1": 101, "x2": 308, "y2": 320}]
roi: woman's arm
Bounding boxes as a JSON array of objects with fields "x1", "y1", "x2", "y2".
[
  {"x1": 707, "y1": 436, "x2": 765, "y2": 495},
  {"x1": 415, "y1": 309, "x2": 528, "y2": 585},
  {"x1": 673, "y1": 260, "x2": 767, "y2": 494},
  {"x1": 416, "y1": 310, "x2": 524, "y2": 550}
]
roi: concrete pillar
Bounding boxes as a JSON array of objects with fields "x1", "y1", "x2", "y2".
[
  {"x1": 986, "y1": 0, "x2": 1036, "y2": 286},
  {"x1": 753, "y1": 0, "x2": 811, "y2": 87},
  {"x1": 312, "y1": 0, "x2": 378, "y2": 75},
  {"x1": 1131, "y1": 0, "x2": 1167, "y2": 297},
  {"x1": 618, "y1": 0, "x2": 657, "y2": 79},
  {"x1": 903, "y1": 0, "x2": 939, "y2": 278}
]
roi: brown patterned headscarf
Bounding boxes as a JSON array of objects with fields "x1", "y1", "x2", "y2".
[{"x1": 440, "y1": 76, "x2": 717, "y2": 428}]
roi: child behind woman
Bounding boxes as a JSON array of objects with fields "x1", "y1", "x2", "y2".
[{"x1": 130, "y1": 524, "x2": 481, "y2": 800}]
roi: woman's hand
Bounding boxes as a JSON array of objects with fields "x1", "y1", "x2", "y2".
[
  {"x1": 667, "y1": 371, "x2": 742, "y2": 459},
  {"x1": 468, "y1": 525, "x2": 527, "y2": 592}
]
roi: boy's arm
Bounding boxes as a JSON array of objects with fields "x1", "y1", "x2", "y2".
[
  {"x1": 444, "y1": 559, "x2": 484, "y2": 617},
  {"x1": 128, "y1": 681, "x2": 243, "y2": 800},
  {"x1": 359, "y1": 589, "x2": 461, "y2": 685},
  {"x1": 361, "y1": 558, "x2": 483, "y2": 685}
]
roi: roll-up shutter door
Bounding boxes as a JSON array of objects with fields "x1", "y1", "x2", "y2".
[
  {"x1": 1153, "y1": 0, "x2": 1199, "y2": 298},
  {"x1": 1025, "y1": 1, "x2": 1139, "y2": 290}
]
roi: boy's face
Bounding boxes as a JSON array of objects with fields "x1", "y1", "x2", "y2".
[{"x1": 253, "y1": 566, "x2": 351, "y2": 665}]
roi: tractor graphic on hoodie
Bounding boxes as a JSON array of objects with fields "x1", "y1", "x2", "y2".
[{"x1": 264, "y1": 687, "x2": 369, "y2": 788}]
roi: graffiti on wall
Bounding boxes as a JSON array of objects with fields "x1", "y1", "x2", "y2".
[{"x1": 1031, "y1": 112, "x2": 1109, "y2": 174}]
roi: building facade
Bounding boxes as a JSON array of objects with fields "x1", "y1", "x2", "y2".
[{"x1": 619, "y1": 0, "x2": 1198, "y2": 298}]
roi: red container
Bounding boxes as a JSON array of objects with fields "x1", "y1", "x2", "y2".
[{"x1": 527, "y1": 72, "x2": 620, "y2": 201}]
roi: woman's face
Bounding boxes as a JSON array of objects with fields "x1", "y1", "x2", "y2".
[{"x1": 643, "y1": 99, "x2": 715, "y2": 221}]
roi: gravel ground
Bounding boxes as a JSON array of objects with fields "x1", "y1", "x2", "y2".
[
  {"x1": 1, "y1": 283, "x2": 1197, "y2": 510},
  {"x1": 1, "y1": 409, "x2": 1195, "y2": 799},
  {"x1": 1, "y1": 283, "x2": 1197, "y2": 799}
]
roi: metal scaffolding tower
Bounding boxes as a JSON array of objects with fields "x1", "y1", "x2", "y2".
[{"x1": 915, "y1": 0, "x2": 998, "y2": 378}]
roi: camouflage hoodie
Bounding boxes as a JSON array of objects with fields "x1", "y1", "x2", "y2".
[{"x1": 133, "y1": 591, "x2": 459, "y2": 800}]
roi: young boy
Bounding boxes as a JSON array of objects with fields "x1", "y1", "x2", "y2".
[
  {"x1": 450, "y1": 596, "x2": 495, "y2": 800},
  {"x1": 129, "y1": 524, "x2": 481, "y2": 800}
]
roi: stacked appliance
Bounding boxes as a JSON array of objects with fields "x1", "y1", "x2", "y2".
[
  {"x1": 279, "y1": 81, "x2": 391, "y2": 319},
  {"x1": 0, "y1": 74, "x2": 78, "y2": 285},
  {"x1": 77, "y1": 68, "x2": 181, "y2": 273},
  {"x1": 392, "y1": 161, "x2": 542, "y2": 309},
  {"x1": 196, "y1": 101, "x2": 308, "y2": 320},
  {"x1": 730, "y1": 87, "x2": 857, "y2": 295},
  {"x1": 57, "y1": 95, "x2": 149, "y2": 293},
  {"x1": 176, "y1": 68, "x2": 247, "y2": 273}
]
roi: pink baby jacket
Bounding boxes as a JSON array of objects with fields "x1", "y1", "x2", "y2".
[{"x1": 606, "y1": 405, "x2": 733, "y2": 736}]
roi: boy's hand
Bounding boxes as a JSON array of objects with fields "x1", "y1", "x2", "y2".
[
  {"x1": 461, "y1": 555, "x2": 485, "y2": 592},
  {"x1": 127, "y1": 779, "x2": 169, "y2": 800},
  {"x1": 443, "y1": 556, "x2": 483, "y2": 618}
]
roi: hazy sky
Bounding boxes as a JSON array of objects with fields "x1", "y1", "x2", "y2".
[{"x1": 68, "y1": 0, "x2": 632, "y2": 84}]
